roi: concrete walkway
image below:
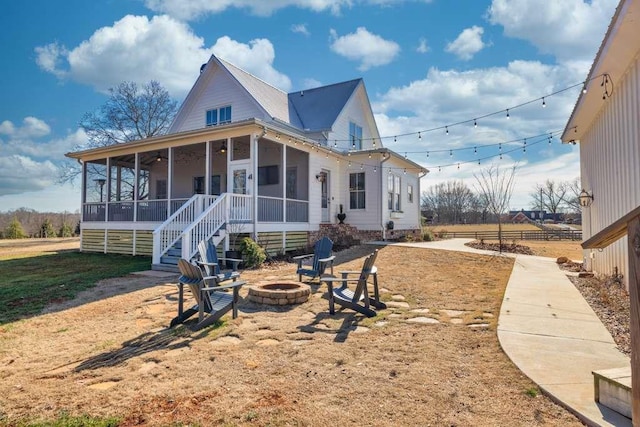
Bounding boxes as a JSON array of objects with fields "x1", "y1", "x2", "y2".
[{"x1": 374, "y1": 239, "x2": 631, "y2": 426}]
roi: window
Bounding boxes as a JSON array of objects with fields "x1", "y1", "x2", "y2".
[
  {"x1": 206, "y1": 105, "x2": 232, "y2": 126},
  {"x1": 349, "y1": 172, "x2": 365, "y2": 209},
  {"x1": 349, "y1": 121, "x2": 363, "y2": 150},
  {"x1": 407, "y1": 184, "x2": 414, "y2": 203},
  {"x1": 387, "y1": 174, "x2": 401, "y2": 211},
  {"x1": 258, "y1": 165, "x2": 279, "y2": 185},
  {"x1": 193, "y1": 176, "x2": 205, "y2": 194}
]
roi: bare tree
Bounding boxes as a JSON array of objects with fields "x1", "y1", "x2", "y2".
[
  {"x1": 474, "y1": 164, "x2": 517, "y2": 252},
  {"x1": 421, "y1": 180, "x2": 478, "y2": 224},
  {"x1": 529, "y1": 179, "x2": 568, "y2": 218},
  {"x1": 564, "y1": 177, "x2": 582, "y2": 213},
  {"x1": 59, "y1": 80, "x2": 178, "y2": 184}
]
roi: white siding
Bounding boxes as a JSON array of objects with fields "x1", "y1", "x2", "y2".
[
  {"x1": 171, "y1": 66, "x2": 270, "y2": 133},
  {"x1": 328, "y1": 85, "x2": 381, "y2": 151},
  {"x1": 580, "y1": 55, "x2": 640, "y2": 287}
]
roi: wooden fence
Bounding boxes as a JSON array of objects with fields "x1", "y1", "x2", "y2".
[{"x1": 436, "y1": 229, "x2": 582, "y2": 241}]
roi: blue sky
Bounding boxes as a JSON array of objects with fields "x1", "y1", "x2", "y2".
[{"x1": 0, "y1": 0, "x2": 619, "y2": 212}]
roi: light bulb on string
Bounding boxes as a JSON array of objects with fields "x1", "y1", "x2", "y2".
[
  {"x1": 542, "y1": 97, "x2": 546, "y2": 108},
  {"x1": 474, "y1": 146, "x2": 477, "y2": 154},
  {"x1": 506, "y1": 109, "x2": 510, "y2": 119},
  {"x1": 499, "y1": 143, "x2": 502, "y2": 152},
  {"x1": 445, "y1": 126, "x2": 449, "y2": 135},
  {"x1": 477, "y1": 159, "x2": 481, "y2": 165},
  {"x1": 474, "y1": 119, "x2": 477, "y2": 128},
  {"x1": 373, "y1": 139, "x2": 377, "y2": 147},
  {"x1": 348, "y1": 161, "x2": 351, "y2": 167},
  {"x1": 418, "y1": 132, "x2": 422, "y2": 141},
  {"x1": 500, "y1": 153, "x2": 503, "y2": 160},
  {"x1": 426, "y1": 151, "x2": 430, "y2": 158},
  {"x1": 394, "y1": 136, "x2": 397, "y2": 143},
  {"x1": 457, "y1": 163, "x2": 460, "y2": 170},
  {"x1": 438, "y1": 166, "x2": 441, "y2": 172},
  {"x1": 403, "y1": 168, "x2": 407, "y2": 174},
  {"x1": 360, "y1": 164, "x2": 364, "y2": 170},
  {"x1": 404, "y1": 152, "x2": 408, "y2": 159},
  {"x1": 333, "y1": 140, "x2": 337, "y2": 147},
  {"x1": 582, "y1": 84, "x2": 587, "y2": 94},
  {"x1": 368, "y1": 152, "x2": 372, "y2": 159},
  {"x1": 374, "y1": 166, "x2": 377, "y2": 173},
  {"x1": 449, "y1": 149, "x2": 453, "y2": 157}
]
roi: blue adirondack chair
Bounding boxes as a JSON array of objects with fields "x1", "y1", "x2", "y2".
[
  {"x1": 170, "y1": 259, "x2": 245, "y2": 330},
  {"x1": 197, "y1": 238, "x2": 241, "y2": 282},
  {"x1": 321, "y1": 249, "x2": 385, "y2": 318},
  {"x1": 293, "y1": 237, "x2": 335, "y2": 282}
]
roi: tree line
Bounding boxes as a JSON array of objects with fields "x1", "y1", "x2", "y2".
[
  {"x1": 0, "y1": 208, "x2": 80, "y2": 239},
  {"x1": 421, "y1": 177, "x2": 581, "y2": 225}
]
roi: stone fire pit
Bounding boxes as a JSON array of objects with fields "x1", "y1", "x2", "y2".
[{"x1": 248, "y1": 281, "x2": 311, "y2": 305}]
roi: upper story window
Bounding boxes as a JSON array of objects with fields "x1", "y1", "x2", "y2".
[
  {"x1": 206, "y1": 105, "x2": 232, "y2": 127},
  {"x1": 349, "y1": 121, "x2": 363, "y2": 150},
  {"x1": 388, "y1": 173, "x2": 401, "y2": 211}
]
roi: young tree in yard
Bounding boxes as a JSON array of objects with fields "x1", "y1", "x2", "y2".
[
  {"x1": 58, "y1": 223, "x2": 74, "y2": 237},
  {"x1": 474, "y1": 164, "x2": 517, "y2": 253},
  {"x1": 5, "y1": 217, "x2": 26, "y2": 239},
  {"x1": 59, "y1": 80, "x2": 178, "y2": 183},
  {"x1": 40, "y1": 218, "x2": 56, "y2": 238}
]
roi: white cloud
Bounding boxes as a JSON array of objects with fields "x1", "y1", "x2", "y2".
[
  {"x1": 416, "y1": 37, "x2": 430, "y2": 54},
  {"x1": 35, "y1": 15, "x2": 292, "y2": 97},
  {"x1": 211, "y1": 37, "x2": 292, "y2": 91},
  {"x1": 487, "y1": 0, "x2": 618, "y2": 62},
  {"x1": 329, "y1": 27, "x2": 400, "y2": 71},
  {"x1": 144, "y1": 0, "x2": 433, "y2": 20},
  {"x1": 445, "y1": 26, "x2": 487, "y2": 61},
  {"x1": 291, "y1": 23, "x2": 310, "y2": 36},
  {"x1": 302, "y1": 78, "x2": 323, "y2": 89},
  {"x1": 0, "y1": 118, "x2": 88, "y2": 197},
  {"x1": 372, "y1": 61, "x2": 585, "y2": 208}
]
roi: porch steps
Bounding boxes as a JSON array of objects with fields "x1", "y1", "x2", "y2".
[{"x1": 152, "y1": 241, "x2": 182, "y2": 273}]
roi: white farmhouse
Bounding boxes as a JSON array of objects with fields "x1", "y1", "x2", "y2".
[{"x1": 66, "y1": 55, "x2": 426, "y2": 270}]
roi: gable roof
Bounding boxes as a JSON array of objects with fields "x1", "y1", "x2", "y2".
[
  {"x1": 218, "y1": 57, "x2": 290, "y2": 123},
  {"x1": 287, "y1": 79, "x2": 362, "y2": 131}
]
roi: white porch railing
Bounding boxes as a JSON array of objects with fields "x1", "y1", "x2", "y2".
[
  {"x1": 180, "y1": 193, "x2": 253, "y2": 260},
  {"x1": 152, "y1": 194, "x2": 217, "y2": 264}
]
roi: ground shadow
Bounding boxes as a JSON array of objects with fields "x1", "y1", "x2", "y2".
[
  {"x1": 297, "y1": 309, "x2": 365, "y2": 343},
  {"x1": 72, "y1": 325, "x2": 209, "y2": 372}
]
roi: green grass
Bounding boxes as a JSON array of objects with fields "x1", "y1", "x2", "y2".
[
  {"x1": 0, "y1": 250, "x2": 151, "y2": 325},
  {"x1": 2, "y1": 412, "x2": 121, "y2": 427}
]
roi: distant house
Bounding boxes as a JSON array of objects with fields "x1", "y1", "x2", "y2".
[
  {"x1": 508, "y1": 210, "x2": 564, "y2": 223},
  {"x1": 66, "y1": 55, "x2": 426, "y2": 270},
  {"x1": 562, "y1": 0, "x2": 640, "y2": 287}
]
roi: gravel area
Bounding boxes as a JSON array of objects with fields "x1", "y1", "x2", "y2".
[{"x1": 567, "y1": 273, "x2": 631, "y2": 356}]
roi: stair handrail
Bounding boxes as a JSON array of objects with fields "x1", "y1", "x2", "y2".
[
  {"x1": 152, "y1": 194, "x2": 217, "y2": 264},
  {"x1": 180, "y1": 194, "x2": 229, "y2": 260}
]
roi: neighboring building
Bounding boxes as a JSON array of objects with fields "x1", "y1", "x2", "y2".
[
  {"x1": 508, "y1": 210, "x2": 564, "y2": 223},
  {"x1": 66, "y1": 55, "x2": 426, "y2": 270},
  {"x1": 562, "y1": 0, "x2": 640, "y2": 287}
]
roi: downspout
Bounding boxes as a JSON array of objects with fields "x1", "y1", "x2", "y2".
[
  {"x1": 418, "y1": 169, "x2": 429, "y2": 234},
  {"x1": 380, "y1": 151, "x2": 391, "y2": 241},
  {"x1": 252, "y1": 132, "x2": 259, "y2": 241}
]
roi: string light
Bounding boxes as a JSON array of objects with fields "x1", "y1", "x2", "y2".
[
  {"x1": 394, "y1": 136, "x2": 397, "y2": 143},
  {"x1": 542, "y1": 97, "x2": 546, "y2": 108},
  {"x1": 474, "y1": 146, "x2": 477, "y2": 154},
  {"x1": 368, "y1": 152, "x2": 372, "y2": 159},
  {"x1": 449, "y1": 149, "x2": 453, "y2": 157},
  {"x1": 307, "y1": 74, "x2": 606, "y2": 146},
  {"x1": 457, "y1": 163, "x2": 460, "y2": 170},
  {"x1": 418, "y1": 132, "x2": 422, "y2": 141},
  {"x1": 374, "y1": 166, "x2": 377, "y2": 172}
]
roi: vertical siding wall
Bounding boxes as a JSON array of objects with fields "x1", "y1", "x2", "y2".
[{"x1": 581, "y1": 55, "x2": 640, "y2": 288}]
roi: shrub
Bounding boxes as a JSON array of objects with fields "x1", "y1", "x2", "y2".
[
  {"x1": 423, "y1": 228, "x2": 435, "y2": 242},
  {"x1": 239, "y1": 237, "x2": 266, "y2": 269}
]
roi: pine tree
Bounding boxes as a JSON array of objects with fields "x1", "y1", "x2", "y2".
[
  {"x1": 58, "y1": 223, "x2": 74, "y2": 237},
  {"x1": 40, "y1": 219, "x2": 56, "y2": 238},
  {"x1": 5, "y1": 217, "x2": 26, "y2": 239}
]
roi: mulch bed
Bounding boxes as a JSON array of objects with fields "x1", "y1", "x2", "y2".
[{"x1": 465, "y1": 241, "x2": 534, "y2": 255}]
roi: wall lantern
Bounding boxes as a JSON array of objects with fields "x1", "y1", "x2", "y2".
[
  {"x1": 315, "y1": 172, "x2": 326, "y2": 183},
  {"x1": 579, "y1": 189, "x2": 594, "y2": 207}
]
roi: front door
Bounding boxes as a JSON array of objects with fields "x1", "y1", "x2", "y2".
[
  {"x1": 229, "y1": 163, "x2": 251, "y2": 195},
  {"x1": 320, "y1": 170, "x2": 330, "y2": 222}
]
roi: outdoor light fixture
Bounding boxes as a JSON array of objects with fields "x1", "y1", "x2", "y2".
[
  {"x1": 315, "y1": 172, "x2": 326, "y2": 183},
  {"x1": 94, "y1": 178, "x2": 106, "y2": 202},
  {"x1": 579, "y1": 189, "x2": 594, "y2": 207},
  {"x1": 220, "y1": 142, "x2": 227, "y2": 154}
]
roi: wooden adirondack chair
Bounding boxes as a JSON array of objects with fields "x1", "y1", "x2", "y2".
[
  {"x1": 293, "y1": 237, "x2": 335, "y2": 282},
  {"x1": 197, "y1": 238, "x2": 241, "y2": 282},
  {"x1": 321, "y1": 249, "x2": 385, "y2": 317},
  {"x1": 170, "y1": 259, "x2": 245, "y2": 330}
]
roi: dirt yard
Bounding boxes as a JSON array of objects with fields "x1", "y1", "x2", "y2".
[{"x1": 0, "y1": 240, "x2": 584, "y2": 426}]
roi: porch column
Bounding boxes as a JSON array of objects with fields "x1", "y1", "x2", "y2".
[
  {"x1": 133, "y1": 152, "x2": 139, "y2": 222},
  {"x1": 205, "y1": 140, "x2": 211, "y2": 195},
  {"x1": 105, "y1": 157, "x2": 111, "y2": 223},
  {"x1": 81, "y1": 160, "x2": 86, "y2": 222},
  {"x1": 282, "y1": 141, "x2": 287, "y2": 223},
  {"x1": 167, "y1": 147, "x2": 173, "y2": 217}
]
